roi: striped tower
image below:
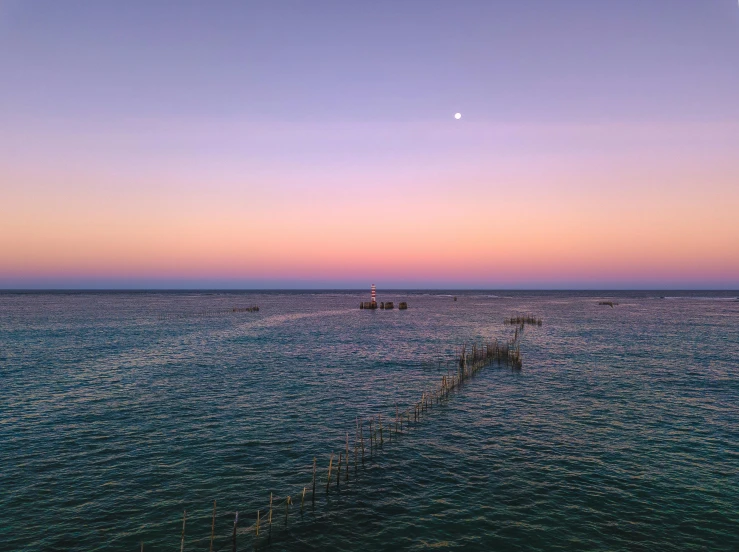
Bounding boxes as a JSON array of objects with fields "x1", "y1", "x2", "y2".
[{"x1": 371, "y1": 284, "x2": 376, "y2": 305}]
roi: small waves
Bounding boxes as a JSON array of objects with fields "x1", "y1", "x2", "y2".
[{"x1": 1, "y1": 291, "x2": 737, "y2": 551}]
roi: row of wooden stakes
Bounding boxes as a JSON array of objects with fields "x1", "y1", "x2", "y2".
[
  {"x1": 504, "y1": 315, "x2": 542, "y2": 326},
  {"x1": 153, "y1": 323, "x2": 532, "y2": 551}
]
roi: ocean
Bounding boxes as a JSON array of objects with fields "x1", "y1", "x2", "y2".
[{"x1": 1, "y1": 290, "x2": 737, "y2": 551}]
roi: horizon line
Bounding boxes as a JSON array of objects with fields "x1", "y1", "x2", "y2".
[{"x1": 2, "y1": 288, "x2": 738, "y2": 293}]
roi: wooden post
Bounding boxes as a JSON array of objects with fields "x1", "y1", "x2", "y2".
[
  {"x1": 210, "y1": 500, "x2": 216, "y2": 552},
  {"x1": 369, "y1": 419, "x2": 373, "y2": 457},
  {"x1": 180, "y1": 510, "x2": 186, "y2": 552},
  {"x1": 337, "y1": 453, "x2": 342, "y2": 488},
  {"x1": 285, "y1": 496, "x2": 290, "y2": 526},
  {"x1": 301, "y1": 487, "x2": 306, "y2": 512},
  {"x1": 232, "y1": 511, "x2": 238, "y2": 552},
  {"x1": 268, "y1": 493, "x2": 273, "y2": 534},
  {"x1": 379, "y1": 414, "x2": 383, "y2": 445},
  {"x1": 345, "y1": 432, "x2": 350, "y2": 481},
  {"x1": 326, "y1": 453, "x2": 334, "y2": 493},
  {"x1": 373, "y1": 416, "x2": 377, "y2": 448},
  {"x1": 256, "y1": 510, "x2": 260, "y2": 537},
  {"x1": 360, "y1": 420, "x2": 365, "y2": 463},
  {"x1": 312, "y1": 457, "x2": 317, "y2": 504}
]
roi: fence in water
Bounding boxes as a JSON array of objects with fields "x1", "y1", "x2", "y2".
[
  {"x1": 143, "y1": 318, "x2": 539, "y2": 551},
  {"x1": 504, "y1": 315, "x2": 542, "y2": 326}
]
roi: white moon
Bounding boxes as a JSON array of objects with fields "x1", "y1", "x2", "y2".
[{"x1": 454, "y1": 112, "x2": 462, "y2": 119}]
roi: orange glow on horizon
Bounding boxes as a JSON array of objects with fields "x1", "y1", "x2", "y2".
[{"x1": 2, "y1": 121, "x2": 738, "y2": 287}]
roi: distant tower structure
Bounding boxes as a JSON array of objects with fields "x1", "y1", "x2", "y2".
[{"x1": 371, "y1": 284, "x2": 376, "y2": 305}]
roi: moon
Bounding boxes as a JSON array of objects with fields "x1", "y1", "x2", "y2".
[{"x1": 454, "y1": 112, "x2": 462, "y2": 120}]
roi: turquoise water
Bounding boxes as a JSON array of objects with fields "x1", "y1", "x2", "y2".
[{"x1": 1, "y1": 291, "x2": 737, "y2": 551}]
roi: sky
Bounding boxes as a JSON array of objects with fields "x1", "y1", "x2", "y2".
[{"x1": 1, "y1": 0, "x2": 738, "y2": 289}]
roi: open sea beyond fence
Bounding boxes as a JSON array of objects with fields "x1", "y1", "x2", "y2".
[{"x1": 1, "y1": 290, "x2": 738, "y2": 551}]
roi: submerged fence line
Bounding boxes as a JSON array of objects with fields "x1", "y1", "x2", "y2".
[
  {"x1": 144, "y1": 318, "x2": 539, "y2": 551},
  {"x1": 157, "y1": 306, "x2": 260, "y2": 321},
  {"x1": 504, "y1": 314, "x2": 542, "y2": 326}
]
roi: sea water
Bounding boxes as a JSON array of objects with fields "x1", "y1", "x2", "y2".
[{"x1": 1, "y1": 291, "x2": 737, "y2": 551}]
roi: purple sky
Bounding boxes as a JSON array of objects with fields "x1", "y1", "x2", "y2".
[{"x1": 1, "y1": 1, "x2": 738, "y2": 289}]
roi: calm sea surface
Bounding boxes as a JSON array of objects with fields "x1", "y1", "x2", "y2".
[{"x1": 1, "y1": 290, "x2": 737, "y2": 551}]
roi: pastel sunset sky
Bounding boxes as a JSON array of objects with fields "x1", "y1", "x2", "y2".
[{"x1": 1, "y1": 1, "x2": 738, "y2": 289}]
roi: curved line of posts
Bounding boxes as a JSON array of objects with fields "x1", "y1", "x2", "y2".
[{"x1": 144, "y1": 319, "x2": 538, "y2": 551}]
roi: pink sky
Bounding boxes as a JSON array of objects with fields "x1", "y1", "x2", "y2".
[{"x1": 3, "y1": 119, "x2": 737, "y2": 288}]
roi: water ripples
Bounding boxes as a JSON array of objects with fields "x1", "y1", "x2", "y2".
[{"x1": 1, "y1": 291, "x2": 737, "y2": 550}]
